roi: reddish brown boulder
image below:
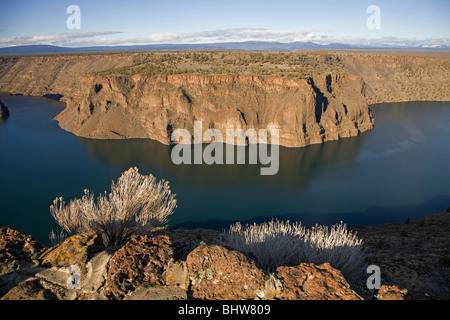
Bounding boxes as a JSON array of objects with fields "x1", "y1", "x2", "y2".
[
  {"x1": 275, "y1": 263, "x2": 361, "y2": 300},
  {"x1": 103, "y1": 235, "x2": 173, "y2": 299},
  {"x1": 376, "y1": 285, "x2": 408, "y2": 300},
  {"x1": 186, "y1": 243, "x2": 265, "y2": 300},
  {"x1": 154, "y1": 228, "x2": 227, "y2": 260},
  {"x1": 0, "y1": 227, "x2": 43, "y2": 275}
]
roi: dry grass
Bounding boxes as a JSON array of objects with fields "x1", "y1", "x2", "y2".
[
  {"x1": 92, "y1": 51, "x2": 345, "y2": 79},
  {"x1": 225, "y1": 219, "x2": 365, "y2": 281}
]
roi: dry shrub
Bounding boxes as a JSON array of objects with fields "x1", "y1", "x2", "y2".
[
  {"x1": 226, "y1": 220, "x2": 365, "y2": 281},
  {"x1": 50, "y1": 167, "x2": 177, "y2": 247}
]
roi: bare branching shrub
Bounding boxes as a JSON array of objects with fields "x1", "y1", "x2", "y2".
[
  {"x1": 226, "y1": 220, "x2": 365, "y2": 281},
  {"x1": 301, "y1": 223, "x2": 365, "y2": 281},
  {"x1": 227, "y1": 220, "x2": 306, "y2": 273},
  {"x1": 50, "y1": 167, "x2": 177, "y2": 247}
]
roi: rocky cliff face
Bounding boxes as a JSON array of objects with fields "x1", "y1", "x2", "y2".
[
  {"x1": 55, "y1": 73, "x2": 374, "y2": 147},
  {"x1": 0, "y1": 100, "x2": 9, "y2": 121},
  {"x1": 1, "y1": 52, "x2": 448, "y2": 146}
]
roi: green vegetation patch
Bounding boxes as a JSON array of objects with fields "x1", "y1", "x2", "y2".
[{"x1": 92, "y1": 51, "x2": 346, "y2": 79}]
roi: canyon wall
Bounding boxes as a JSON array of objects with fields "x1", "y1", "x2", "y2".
[
  {"x1": 0, "y1": 55, "x2": 133, "y2": 98},
  {"x1": 1, "y1": 52, "x2": 449, "y2": 147},
  {"x1": 55, "y1": 73, "x2": 373, "y2": 147},
  {"x1": 340, "y1": 54, "x2": 450, "y2": 104}
]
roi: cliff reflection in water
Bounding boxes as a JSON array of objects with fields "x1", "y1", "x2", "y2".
[
  {"x1": 79, "y1": 133, "x2": 367, "y2": 194},
  {"x1": 73, "y1": 101, "x2": 450, "y2": 227}
]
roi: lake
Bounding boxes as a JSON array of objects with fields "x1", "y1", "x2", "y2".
[{"x1": 1, "y1": 95, "x2": 449, "y2": 245}]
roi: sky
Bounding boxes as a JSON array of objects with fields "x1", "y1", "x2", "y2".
[{"x1": 0, "y1": 0, "x2": 449, "y2": 48}]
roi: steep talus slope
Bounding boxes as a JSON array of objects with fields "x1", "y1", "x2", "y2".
[
  {"x1": 0, "y1": 55, "x2": 134, "y2": 98},
  {"x1": 55, "y1": 73, "x2": 373, "y2": 147},
  {"x1": 340, "y1": 54, "x2": 450, "y2": 104}
]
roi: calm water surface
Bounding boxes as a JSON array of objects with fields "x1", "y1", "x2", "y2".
[{"x1": 1, "y1": 95, "x2": 449, "y2": 245}]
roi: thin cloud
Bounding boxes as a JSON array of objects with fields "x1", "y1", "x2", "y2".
[
  {"x1": 1, "y1": 28, "x2": 448, "y2": 48},
  {"x1": 52, "y1": 28, "x2": 326, "y2": 47},
  {"x1": 0, "y1": 28, "x2": 323, "y2": 47},
  {"x1": 0, "y1": 31, "x2": 122, "y2": 46}
]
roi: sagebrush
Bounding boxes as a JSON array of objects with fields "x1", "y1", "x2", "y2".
[
  {"x1": 226, "y1": 220, "x2": 365, "y2": 281},
  {"x1": 50, "y1": 167, "x2": 177, "y2": 247}
]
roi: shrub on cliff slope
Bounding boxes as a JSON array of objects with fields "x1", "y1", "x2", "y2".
[
  {"x1": 50, "y1": 167, "x2": 177, "y2": 247},
  {"x1": 226, "y1": 220, "x2": 365, "y2": 281}
]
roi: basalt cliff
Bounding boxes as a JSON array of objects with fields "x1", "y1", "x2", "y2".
[
  {"x1": 0, "y1": 52, "x2": 449, "y2": 147},
  {"x1": 55, "y1": 73, "x2": 373, "y2": 147}
]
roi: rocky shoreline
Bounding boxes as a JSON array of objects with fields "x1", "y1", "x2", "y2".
[{"x1": 1, "y1": 212, "x2": 449, "y2": 300}]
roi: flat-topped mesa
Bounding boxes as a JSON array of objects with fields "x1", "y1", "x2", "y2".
[{"x1": 55, "y1": 73, "x2": 374, "y2": 148}]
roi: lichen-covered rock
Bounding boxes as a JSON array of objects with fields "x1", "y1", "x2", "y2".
[
  {"x1": 39, "y1": 232, "x2": 103, "y2": 274},
  {"x1": 0, "y1": 227, "x2": 43, "y2": 275},
  {"x1": 275, "y1": 263, "x2": 361, "y2": 300},
  {"x1": 186, "y1": 243, "x2": 265, "y2": 300},
  {"x1": 163, "y1": 260, "x2": 189, "y2": 290},
  {"x1": 103, "y1": 235, "x2": 173, "y2": 300}
]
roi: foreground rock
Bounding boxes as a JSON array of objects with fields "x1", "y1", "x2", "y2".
[
  {"x1": 276, "y1": 263, "x2": 361, "y2": 300},
  {"x1": 0, "y1": 228, "x2": 45, "y2": 298},
  {"x1": 1, "y1": 227, "x2": 367, "y2": 300},
  {"x1": 1, "y1": 278, "x2": 59, "y2": 300},
  {"x1": 103, "y1": 234, "x2": 174, "y2": 300},
  {"x1": 39, "y1": 232, "x2": 103, "y2": 275},
  {"x1": 187, "y1": 243, "x2": 266, "y2": 300},
  {"x1": 4, "y1": 213, "x2": 449, "y2": 300},
  {"x1": 0, "y1": 227, "x2": 43, "y2": 276},
  {"x1": 376, "y1": 285, "x2": 408, "y2": 300},
  {"x1": 1, "y1": 230, "x2": 107, "y2": 300},
  {"x1": 357, "y1": 212, "x2": 450, "y2": 299}
]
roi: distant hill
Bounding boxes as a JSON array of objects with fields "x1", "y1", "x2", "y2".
[
  {"x1": 0, "y1": 41, "x2": 448, "y2": 55},
  {"x1": 0, "y1": 45, "x2": 76, "y2": 55}
]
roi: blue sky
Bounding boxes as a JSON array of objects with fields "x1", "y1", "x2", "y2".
[{"x1": 0, "y1": 0, "x2": 449, "y2": 47}]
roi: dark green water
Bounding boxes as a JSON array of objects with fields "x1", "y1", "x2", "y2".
[{"x1": 1, "y1": 95, "x2": 449, "y2": 245}]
